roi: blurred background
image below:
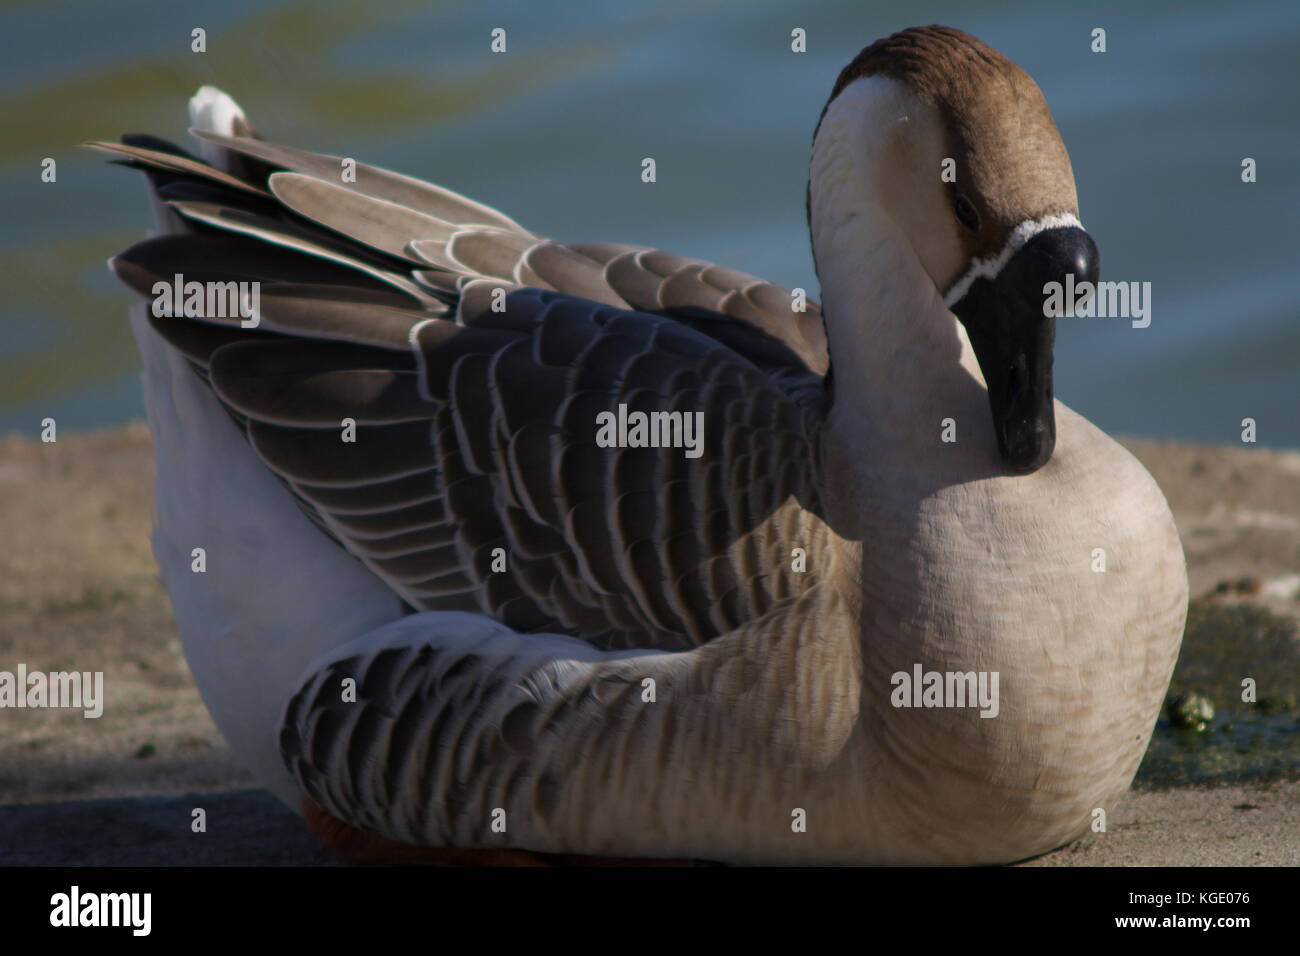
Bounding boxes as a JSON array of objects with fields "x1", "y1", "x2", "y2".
[{"x1": 1, "y1": 0, "x2": 1296, "y2": 444}]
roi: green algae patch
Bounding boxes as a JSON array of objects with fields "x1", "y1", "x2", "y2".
[{"x1": 1136, "y1": 600, "x2": 1300, "y2": 788}]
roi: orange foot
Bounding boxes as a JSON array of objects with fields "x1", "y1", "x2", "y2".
[{"x1": 301, "y1": 797, "x2": 716, "y2": 866}]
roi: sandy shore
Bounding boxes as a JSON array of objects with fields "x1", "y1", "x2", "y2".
[{"x1": 0, "y1": 426, "x2": 1296, "y2": 865}]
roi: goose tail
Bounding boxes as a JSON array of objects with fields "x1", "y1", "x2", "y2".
[
  {"x1": 187, "y1": 85, "x2": 260, "y2": 175},
  {"x1": 103, "y1": 86, "x2": 409, "y2": 809}
]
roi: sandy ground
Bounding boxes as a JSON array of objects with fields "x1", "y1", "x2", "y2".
[{"x1": 0, "y1": 426, "x2": 1296, "y2": 865}]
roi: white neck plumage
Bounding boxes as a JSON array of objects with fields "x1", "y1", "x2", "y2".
[{"x1": 808, "y1": 77, "x2": 995, "y2": 503}]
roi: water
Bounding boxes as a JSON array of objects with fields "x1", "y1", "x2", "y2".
[{"x1": 2, "y1": 0, "x2": 1297, "y2": 444}]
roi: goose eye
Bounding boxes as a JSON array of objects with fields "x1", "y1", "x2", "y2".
[{"x1": 954, "y1": 194, "x2": 980, "y2": 233}]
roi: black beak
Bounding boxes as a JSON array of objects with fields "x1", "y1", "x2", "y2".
[{"x1": 950, "y1": 226, "x2": 1099, "y2": 474}]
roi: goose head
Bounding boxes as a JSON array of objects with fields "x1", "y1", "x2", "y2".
[{"x1": 809, "y1": 25, "x2": 1099, "y2": 474}]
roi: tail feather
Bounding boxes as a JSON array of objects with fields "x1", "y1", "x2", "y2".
[{"x1": 187, "y1": 85, "x2": 257, "y2": 170}]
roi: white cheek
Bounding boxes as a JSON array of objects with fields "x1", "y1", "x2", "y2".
[{"x1": 908, "y1": 214, "x2": 970, "y2": 296}]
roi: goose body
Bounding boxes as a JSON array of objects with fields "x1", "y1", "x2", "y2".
[{"x1": 100, "y1": 26, "x2": 1186, "y2": 864}]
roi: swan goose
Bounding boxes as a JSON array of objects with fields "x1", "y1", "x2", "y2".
[{"x1": 93, "y1": 25, "x2": 1187, "y2": 865}]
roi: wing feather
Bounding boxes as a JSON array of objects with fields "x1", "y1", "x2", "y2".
[{"x1": 105, "y1": 127, "x2": 831, "y2": 650}]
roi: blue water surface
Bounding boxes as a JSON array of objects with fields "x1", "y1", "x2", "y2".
[{"x1": 1, "y1": 0, "x2": 1295, "y2": 445}]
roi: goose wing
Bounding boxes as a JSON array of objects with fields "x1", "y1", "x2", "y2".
[{"x1": 100, "y1": 130, "x2": 830, "y2": 653}]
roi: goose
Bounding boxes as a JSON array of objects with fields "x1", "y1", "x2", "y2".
[{"x1": 93, "y1": 24, "x2": 1187, "y2": 865}]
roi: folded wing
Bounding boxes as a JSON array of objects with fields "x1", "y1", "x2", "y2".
[{"x1": 98, "y1": 128, "x2": 831, "y2": 652}]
